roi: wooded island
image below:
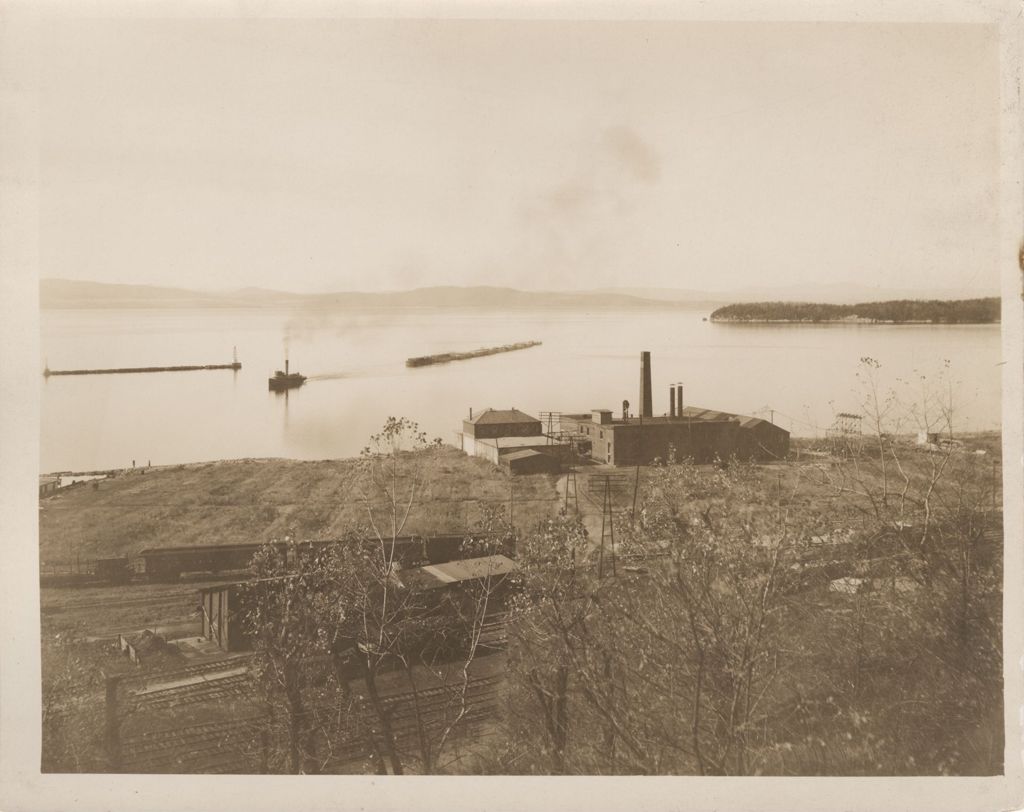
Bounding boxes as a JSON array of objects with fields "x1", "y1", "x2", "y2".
[{"x1": 709, "y1": 298, "x2": 999, "y2": 324}]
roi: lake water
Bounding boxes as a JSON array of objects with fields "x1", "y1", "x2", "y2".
[{"x1": 40, "y1": 307, "x2": 1003, "y2": 473}]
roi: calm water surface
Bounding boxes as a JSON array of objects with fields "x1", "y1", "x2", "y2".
[{"x1": 40, "y1": 308, "x2": 1002, "y2": 472}]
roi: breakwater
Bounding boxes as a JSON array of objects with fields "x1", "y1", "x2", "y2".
[
  {"x1": 406, "y1": 340, "x2": 541, "y2": 368},
  {"x1": 44, "y1": 362, "x2": 242, "y2": 377}
]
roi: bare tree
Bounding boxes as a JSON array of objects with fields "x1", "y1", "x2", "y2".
[
  {"x1": 503, "y1": 514, "x2": 594, "y2": 774},
  {"x1": 246, "y1": 418, "x2": 499, "y2": 774}
]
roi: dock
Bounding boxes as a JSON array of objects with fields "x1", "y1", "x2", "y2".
[{"x1": 406, "y1": 340, "x2": 541, "y2": 368}]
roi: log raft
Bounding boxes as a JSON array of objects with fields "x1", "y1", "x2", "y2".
[
  {"x1": 406, "y1": 341, "x2": 542, "y2": 368},
  {"x1": 44, "y1": 362, "x2": 242, "y2": 377}
]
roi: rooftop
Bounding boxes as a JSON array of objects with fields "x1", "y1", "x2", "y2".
[
  {"x1": 563, "y1": 405, "x2": 787, "y2": 432},
  {"x1": 475, "y1": 435, "x2": 568, "y2": 449},
  {"x1": 467, "y1": 408, "x2": 540, "y2": 425},
  {"x1": 500, "y1": 449, "x2": 552, "y2": 461},
  {"x1": 411, "y1": 554, "x2": 518, "y2": 589}
]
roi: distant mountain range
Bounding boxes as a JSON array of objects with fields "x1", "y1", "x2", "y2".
[
  {"x1": 40, "y1": 279, "x2": 694, "y2": 311},
  {"x1": 40, "y1": 278, "x2": 1001, "y2": 311},
  {"x1": 592, "y1": 283, "x2": 1001, "y2": 305}
]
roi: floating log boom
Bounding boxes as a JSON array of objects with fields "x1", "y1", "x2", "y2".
[
  {"x1": 406, "y1": 340, "x2": 541, "y2": 368},
  {"x1": 44, "y1": 362, "x2": 241, "y2": 377}
]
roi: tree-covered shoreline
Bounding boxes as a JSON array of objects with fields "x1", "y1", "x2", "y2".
[{"x1": 710, "y1": 298, "x2": 1000, "y2": 324}]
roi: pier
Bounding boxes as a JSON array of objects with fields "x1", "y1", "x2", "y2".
[{"x1": 406, "y1": 340, "x2": 541, "y2": 368}]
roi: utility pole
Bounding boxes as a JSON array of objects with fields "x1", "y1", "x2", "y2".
[
  {"x1": 564, "y1": 468, "x2": 579, "y2": 515},
  {"x1": 592, "y1": 474, "x2": 627, "y2": 578},
  {"x1": 631, "y1": 465, "x2": 640, "y2": 525},
  {"x1": 777, "y1": 472, "x2": 783, "y2": 525}
]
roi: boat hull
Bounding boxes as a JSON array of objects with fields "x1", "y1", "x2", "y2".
[{"x1": 268, "y1": 375, "x2": 306, "y2": 391}]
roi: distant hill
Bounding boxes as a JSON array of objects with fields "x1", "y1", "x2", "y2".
[
  {"x1": 595, "y1": 283, "x2": 1000, "y2": 305},
  {"x1": 40, "y1": 279, "x2": 700, "y2": 311},
  {"x1": 709, "y1": 299, "x2": 1001, "y2": 324}
]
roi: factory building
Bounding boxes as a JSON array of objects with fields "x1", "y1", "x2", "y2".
[
  {"x1": 558, "y1": 352, "x2": 790, "y2": 465},
  {"x1": 462, "y1": 408, "x2": 542, "y2": 440},
  {"x1": 456, "y1": 353, "x2": 788, "y2": 468},
  {"x1": 460, "y1": 407, "x2": 569, "y2": 473}
]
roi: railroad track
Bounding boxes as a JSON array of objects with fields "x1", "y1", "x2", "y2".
[
  {"x1": 119, "y1": 666, "x2": 504, "y2": 773},
  {"x1": 128, "y1": 655, "x2": 253, "y2": 683},
  {"x1": 43, "y1": 592, "x2": 193, "y2": 614},
  {"x1": 129, "y1": 673, "x2": 253, "y2": 710},
  {"x1": 122, "y1": 714, "x2": 266, "y2": 772}
]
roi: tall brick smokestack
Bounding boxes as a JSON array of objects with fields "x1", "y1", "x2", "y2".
[
  {"x1": 640, "y1": 351, "x2": 653, "y2": 419},
  {"x1": 669, "y1": 385, "x2": 676, "y2": 418}
]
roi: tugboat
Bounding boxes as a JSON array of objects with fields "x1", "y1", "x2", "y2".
[{"x1": 268, "y1": 358, "x2": 306, "y2": 392}]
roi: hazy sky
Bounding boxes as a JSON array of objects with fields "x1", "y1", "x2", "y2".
[{"x1": 38, "y1": 19, "x2": 1000, "y2": 294}]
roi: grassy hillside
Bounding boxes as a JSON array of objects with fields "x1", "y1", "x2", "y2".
[{"x1": 38, "y1": 447, "x2": 560, "y2": 562}]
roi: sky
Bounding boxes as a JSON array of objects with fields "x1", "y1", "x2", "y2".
[{"x1": 37, "y1": 18, "x2": 1001, "y2": 294}]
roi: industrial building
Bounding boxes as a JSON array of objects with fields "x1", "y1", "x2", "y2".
[
  {"x1": 558, "y1": 352, "x2": 789, "y2": 465},
  {"x1": 456, "y1": 353, "x2": 788, "y2": 469},
  {"x1": 560, "y1": 407, "x2": 788, "y2": 465},
  {"x1": 459, "y1": 407, "x2": 568, "y2": 473},
  {"x1": 462, "y1": 408, "x2": 542, "y2": 442}
]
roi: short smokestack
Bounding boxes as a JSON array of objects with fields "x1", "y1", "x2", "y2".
[
  {"x1": 639, "y1": 351, "x2": 653, "y2": 419},
  {"x1": 286, "y1": 358, "x2": 290, "y2": 376},
  {"x1": 669, "y1": 385, "x2": 676, "y2": 418},
  {"x1": 469, "y1": 407, "x2": 473, "y2": 419},
  {"x1": 677, "y1": 383, "x2": 684, "y2": 417}
]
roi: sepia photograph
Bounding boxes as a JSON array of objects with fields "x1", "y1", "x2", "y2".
[{"x1": 1, "y1": 0, "x2": 1022, "y2": 810}]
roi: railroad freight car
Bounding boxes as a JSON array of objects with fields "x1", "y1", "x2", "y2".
[
  {"x1": 139, "y1": 543, "x2": 275, "y2": 582},
  {"x1": 140, "y1": 535, "x2": 470, "y2": 582}
]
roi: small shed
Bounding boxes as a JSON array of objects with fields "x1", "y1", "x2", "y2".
[
  {"x1": 39, "y1": 476, "x2": 60, "y2": 498},
  {"x1": 499, "y1": 448, "x2": 561, "y2": 475},
  {"x1": 403, "y1": 555, "x2": 519, "y2": 616},
  {"x1": 412, "y1": 554, "x2": 518, "y2": 589},
  {"x1": 198, "y1": 580, "x2": 261, "y2": 652}
]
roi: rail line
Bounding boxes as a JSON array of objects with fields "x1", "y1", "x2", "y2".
[{"x1": 118, "y1": 663, "x2": 504, "y2": 773}]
